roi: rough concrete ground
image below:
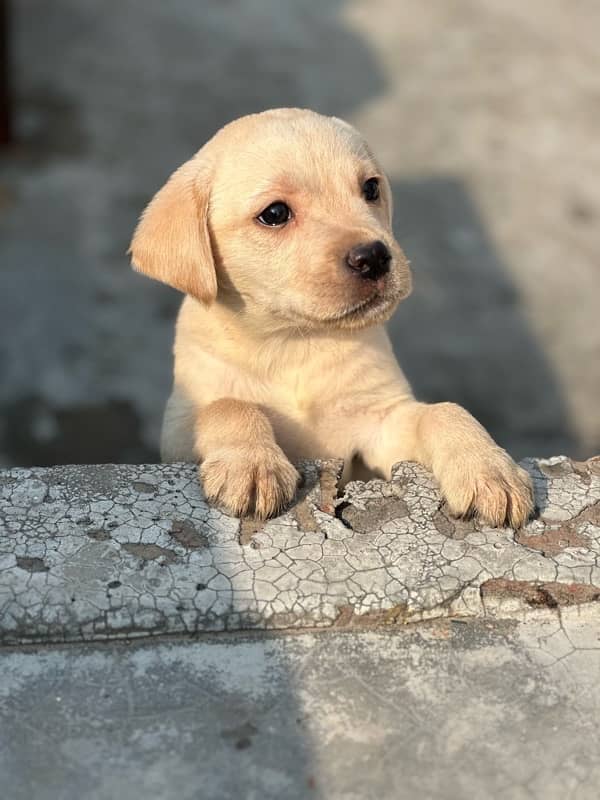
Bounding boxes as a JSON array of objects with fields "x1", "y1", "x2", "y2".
[
  {"x1": 0, "y1": 0, "x2": 599, "y2": 467},
  {"x1": 1, "y1": 455, "x2": 600, "y2": 798},
  {"x1": 3, "y1": 616, "x2": 600, "y2": 800}
]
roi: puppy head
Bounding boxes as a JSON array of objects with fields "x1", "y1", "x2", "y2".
[{"x1": 130, "y1": 108, "x2": 411, "y2": 330}]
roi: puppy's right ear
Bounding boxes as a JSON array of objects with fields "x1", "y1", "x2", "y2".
[{"x1": 129, "y1": 155, "x2": 217, "y2": 304}]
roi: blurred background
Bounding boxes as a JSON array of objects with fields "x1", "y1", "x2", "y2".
[{"x1": 0, "y1": 0, "x2": 598, "y2": 468}]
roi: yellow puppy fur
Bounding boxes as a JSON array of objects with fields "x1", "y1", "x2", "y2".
[{"x1": 130, "y1": 108, "x2": 533, "y2": 527}]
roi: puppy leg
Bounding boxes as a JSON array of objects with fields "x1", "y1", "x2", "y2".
[
  {"x1": 364, "y1": 401, "x2": 534, "y2": 528},
  {"x1": 161, "y1": 390, "x2": 197, "y2": 462},
  {"x1": 195, "y1": 399, "x2": 299, "y2": 519}
]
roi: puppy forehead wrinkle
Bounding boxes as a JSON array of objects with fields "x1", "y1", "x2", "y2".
[{"x1": 212, "y1": 153, "x2": 377, "y2": 210}]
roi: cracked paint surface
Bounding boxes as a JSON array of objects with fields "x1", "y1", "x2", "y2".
[{"x1": 0, "y1": 456, "x2": 599, "y2": 644}]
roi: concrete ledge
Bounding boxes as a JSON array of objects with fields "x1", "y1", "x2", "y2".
[{"x1": 1, "y1": 457, "x2": 599, "y2": 645}]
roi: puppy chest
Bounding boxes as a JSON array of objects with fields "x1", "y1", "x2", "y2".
[{"x1": 268, "y1": 393, "x2": 359, "y2": 461}]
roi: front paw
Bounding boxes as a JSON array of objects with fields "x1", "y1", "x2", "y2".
[
  {"x1": 437, "y1": 449, "x2": 534, "y2": 528},
  {"x1": 199, "y1": 444, "x2": 300, "y2": 519}
]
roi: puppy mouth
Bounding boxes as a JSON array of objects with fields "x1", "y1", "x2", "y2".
[
  {"x1": 275, "y1": 263, "x2": 411, "y2": 330},
  {"x1": 310, "y1": 290, "x2": 396, "y2": 328},
  {"x1": 328, "y1": 292, "x2": 386, "y2": 322}
]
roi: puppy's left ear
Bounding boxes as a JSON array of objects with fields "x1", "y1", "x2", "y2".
[{"x1": 129, "y1": 155, "x2": 217, "y2": 304}]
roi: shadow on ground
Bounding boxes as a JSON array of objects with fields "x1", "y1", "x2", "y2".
[{"x1": 388, "y1": 177, "x2": 578, "y2": 459}]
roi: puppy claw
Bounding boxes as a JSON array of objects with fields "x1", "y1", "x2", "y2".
[
  {"x1": 200, "y1": 445, "x2": 299, "y2": 519},
  {"x1": 439, "y1": 453, "x2": 534, "y2": 529}
]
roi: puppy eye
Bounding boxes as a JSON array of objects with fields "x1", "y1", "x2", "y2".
[
  {"x1": 362, "y1": 177, "x2": 380, "y2": 203},
  {"x1": 257, "y1": 201, "x2": 292, "y2": 227}
]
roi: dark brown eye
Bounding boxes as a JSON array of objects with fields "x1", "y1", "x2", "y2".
[
  {"x1": 362, "y1": 177, "x2": 380, "y2": 203},
  {"x1": 257, "y1": 201, "x2": 292, "y2": 226}
]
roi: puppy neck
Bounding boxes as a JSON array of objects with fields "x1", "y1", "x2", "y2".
[{"x1": 176, "y1": 294, "x2": 390, "y2": 376}]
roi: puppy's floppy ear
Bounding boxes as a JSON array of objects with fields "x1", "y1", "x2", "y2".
[{"x1": 129, "y1": 155, "x2": 217, "y2": 304}]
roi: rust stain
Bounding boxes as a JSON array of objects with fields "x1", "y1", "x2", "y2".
[
  {"x1": 481, "y1": 578, "x2": 600, "y2": 608},
  {"x1": 540, "y1": 456, "x2": 600, "y2": 485},
  {"x1": 569, "y1": 463, "x2": 592, "y2": 485},
  {"x1": 431, "y1": 505, "x2": 480, "y2": 539},
  {"x1": 541, "y1": 499, "x2": 600, "y2": 528},
  {"x1": 334, "y1": 602, "x2": 408, "y2": 627},
  {"x1": 132, "y1": 481, "x2": 157, "y2": 494},
  {"x1": 122, "y1": 542, "x2": 177, "y2": 563},
  {"x1": 241, "y1": 461, "x2": 342, "y2": 543},
  {"x1": 170, "y1": 519, "x2": 209, "y2": 549},
  {"x1": 317, "y1": 462, "x2": 341, "y2": 514},
  {"x1": 15, "y1": 556, "x2": 49, "y2": 573},
  {"x1": 86, "y1": 528, "x2": 111, "y2": 541},
  {"x1": 338, "y1": 496, "x2": 409, "y2": 535},
  {"x1": 266, "y1": 610, "x2": 314, "y2": 628},
  {"x1": 571, "y1": 455, "x2": 600, "y2": 481},
  {"x1": 516, "y1": 526, "x2": 591, "y2": 557},
  {"x1": 576, "y1": 500, "x2": 600, "y2": 526},
  {"x1": 292, "y1": 498, "x2": 318, "y2": 532},
  {"x1": 432, "y1": 508, "x2": 456, "y2": 537},
  {"x1": 585, "y1": 456, "x2": 600, "y2": 476},
  {"x1": 239, "y1": 517, "x2": 265, "y2": 546}
]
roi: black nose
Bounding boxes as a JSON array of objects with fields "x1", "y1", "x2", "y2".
[{"x1": 346, "y1": 240, "x2": 391, "y2": 280}]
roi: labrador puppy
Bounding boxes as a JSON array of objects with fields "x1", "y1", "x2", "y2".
[{"x1": 130, "y1": 108, "x2": 533, "y2": 527}]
